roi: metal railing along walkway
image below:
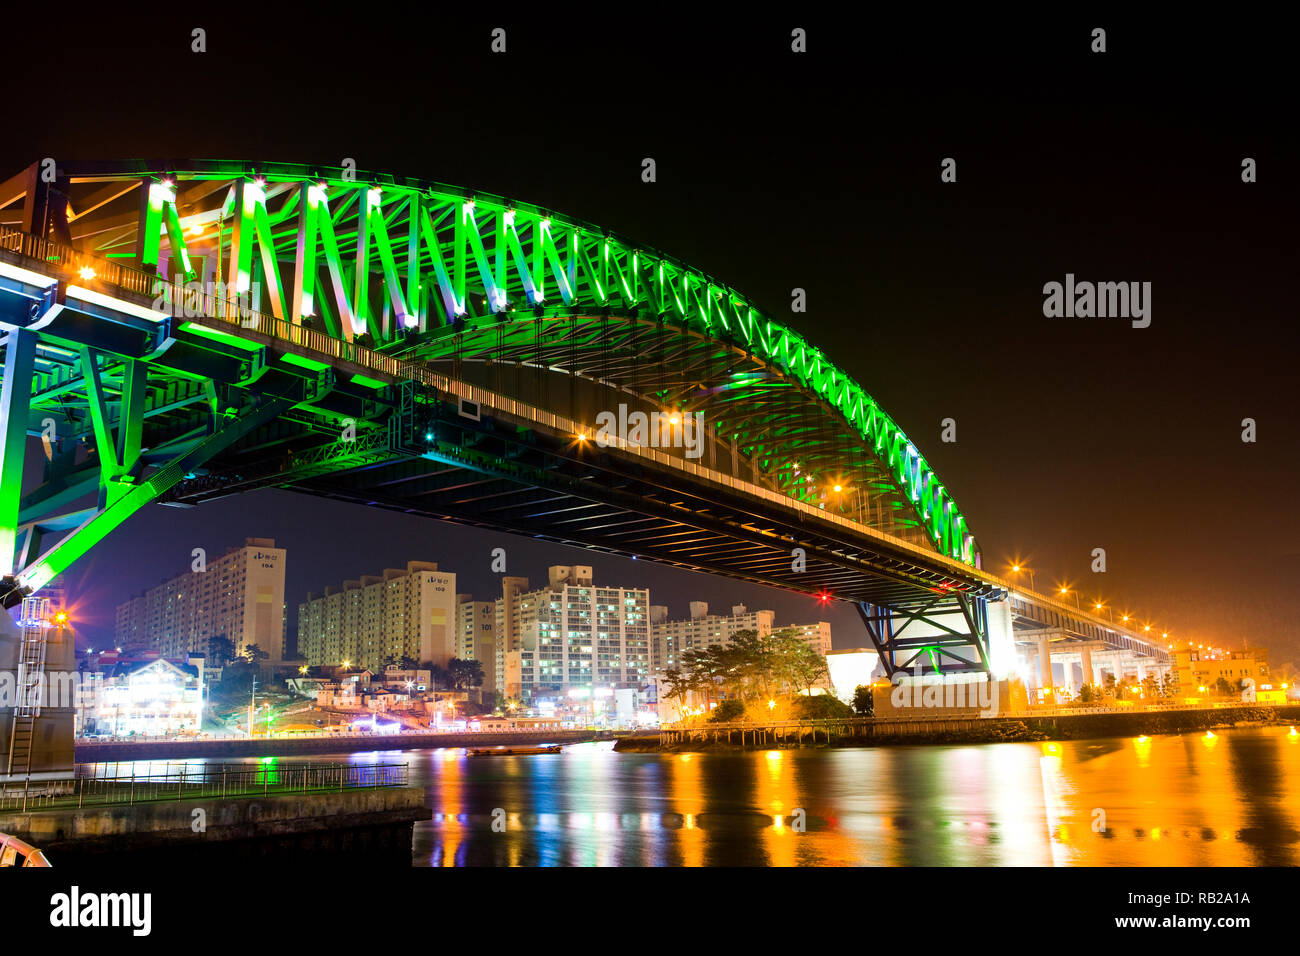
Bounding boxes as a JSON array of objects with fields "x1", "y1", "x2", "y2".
[
  {"x1": 76, "y1": 727, "x2": 588, "y2": 744},
  {"x1": 0, "y1": 761, "x2": 409, "y2": 814}
]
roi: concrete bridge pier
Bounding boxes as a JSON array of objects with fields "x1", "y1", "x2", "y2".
[
  {"x1": 1111, "y1": 652, "x2": 1128, "y2": 684},
  {"x1": 1079, "y1": 645, "x2": 1095, "y2": 687},
  {"x1": 1058, "y1": 659, "x2": 1075, "y2": 695},
  {"x1": 1036, "y1": 636, "x2": 1053, "y2": 693}
]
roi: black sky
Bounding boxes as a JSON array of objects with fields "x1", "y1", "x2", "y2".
[{"x1": 8, "y1": 10, "x2": 1297, "y2": 661}]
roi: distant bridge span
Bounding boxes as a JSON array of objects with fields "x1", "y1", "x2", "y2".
[{"x1": 0, "y1": 160, "x2": 1169, "y2": 678}]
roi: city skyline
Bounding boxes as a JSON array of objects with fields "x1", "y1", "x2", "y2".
[{"x1": 81, "y1": 500, "x2": 847, "y2": 660}]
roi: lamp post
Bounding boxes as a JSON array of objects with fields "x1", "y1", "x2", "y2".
[
  {"x1": 1010, "y1": 564, "x2": 1036, "y2": 593},
  {"x1": 248, "y1": 674, "x2": 258, "y2": 738}
]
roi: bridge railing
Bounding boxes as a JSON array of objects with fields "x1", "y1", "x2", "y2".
[
  {"x1": 666, "y1": 716, "x2": 955, "y2": 732},
  {"x1": 76, "y1": 727, "x2": 592, "y2": 744},
  {"x1": 1030, "y1": 700, "x2": 1267, "y2": 717},
  {"x1": 0, "y1": 761, "x2": 409, "y2": 814},
  {"x1": 0, "y1": 832, "x2": 52, "y2": 867},
  {"x1": 0, "y1": 227, "x2": 158, "y2": 299}
]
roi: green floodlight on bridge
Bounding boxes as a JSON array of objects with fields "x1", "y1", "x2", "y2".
[{"x1": 0, "y1": 160, "x2": 978, "y2": 578}]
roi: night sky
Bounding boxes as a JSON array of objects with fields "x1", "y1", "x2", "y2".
[{"x1": 7, "y1": 12, "x2": 1296, "y2": 662}]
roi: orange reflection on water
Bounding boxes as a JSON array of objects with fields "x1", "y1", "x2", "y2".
[
  {"x1": 1036, "y1": 726, "x2": 1300, "y2": 866},
  {"x1": 668, "y1": 749, "x2": 705, "y2": 867},
  {"x1": 433, "y1": 748, "x2": 464, "y2": 867},
  {"x1": 753, "y1": 749, "x2": 796, "y2": 866},
  {"x1": 407, "y1": 727, "x2": 1300, "y2": 866}
]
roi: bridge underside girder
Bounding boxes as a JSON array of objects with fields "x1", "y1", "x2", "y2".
[
  {"x1": 165, "y1": 378, "x2": 999, "y2": 612},
  {"x1": 0, "y1": 264, "x2": 998, "y2": 641}
]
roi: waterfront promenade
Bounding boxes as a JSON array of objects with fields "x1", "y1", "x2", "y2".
[{"x1": 75, "y1": 727, "x2": 621, "y2": 762}]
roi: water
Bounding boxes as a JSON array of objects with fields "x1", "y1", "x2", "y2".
[{"x1": 88, "y1": 725, "x2": 1300, "y2": 865}]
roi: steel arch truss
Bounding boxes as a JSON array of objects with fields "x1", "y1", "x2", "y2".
[{"x1": 0, "y1": 159, "x2": 978, "y2": 566}]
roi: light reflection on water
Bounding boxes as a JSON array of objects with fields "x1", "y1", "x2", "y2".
[
  {"x1": 408, "y1": 725, "x2": 1300, "y2": 866},
  {"x1": 80, "y1": 726, "x2": 1300, "y2": 865}
]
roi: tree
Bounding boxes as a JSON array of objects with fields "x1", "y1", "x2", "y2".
[
  {"x1": 709, "y1": 699, "x2": 746, "y2": 723},
  {"x1": 1215, "y1": 676, "x2": 1237, "y2": 697},
  {"x1": 430, "y1": 664, "x2": 448, "y2": 691},
  {"x1": 427, "y1": 659, "x2": 484, "y2": 692},
  {"x1": 719, "y1": 631, "x2": 772, "y2": 700},
  {"x1": 209, "y1": 635, "x2": 236, "y2": 666},
  {"x1": 852, "y1": 684, "x2": 874, "y2": 716},
  {"x1": 775, "y1": 633, "x2": 830, "y2": 696},
  {"x1": 663, "y1": 630, "x2": 833, "y2": 708},
  {"x1": 790, "y1": 693, "x2": 854, "y2": 720},
  {"x1": 661, "y1": 666, "x2": 699, "y2": 710},
  {"x1": 446, "y1": 658, "x2": 485, "y2": 691}
]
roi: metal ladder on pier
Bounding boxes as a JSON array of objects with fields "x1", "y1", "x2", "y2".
[{"x1": 7, "y1": 597, "x2": 50, "y2": 777}]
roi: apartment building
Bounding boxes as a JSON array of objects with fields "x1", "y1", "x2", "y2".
[
  {"x1": 114, "y1": 537, "x2": 286, "y2": 662},
  {"x1": 494, "y1": 566, "x2": 651, "y2": 702},
  {"x1": 297, "y1": 561, "x2": 457, "y2": 672}
]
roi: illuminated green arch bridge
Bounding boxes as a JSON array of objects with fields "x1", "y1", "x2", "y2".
[{"x1": 0, "y1": 160, "x2": 1170, "y2": 678}]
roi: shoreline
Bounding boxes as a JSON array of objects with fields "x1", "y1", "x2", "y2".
[{"x1": 613, "y1": 706, "x2": 1300, "y2": 753}]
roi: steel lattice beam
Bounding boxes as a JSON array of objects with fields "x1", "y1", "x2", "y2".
[{"x1": 1, "y1": 159, "x2": 978, "y2": 565}]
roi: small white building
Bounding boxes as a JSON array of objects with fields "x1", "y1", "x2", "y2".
[
  {"x1": 378, "y1": 666, "x2": 432, "y2": 692},
  {"x1": 84, "y1": 658, "x2": 205, "y2": 737}
]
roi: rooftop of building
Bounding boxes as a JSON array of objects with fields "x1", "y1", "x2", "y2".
[{"x1": 102, "y1": 657, "x2": 201, "y2": 680}]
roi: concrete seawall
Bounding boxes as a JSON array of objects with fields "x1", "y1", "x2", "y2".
[
  {"x1": 1, "y1": 786, "x2": 431, "y2": 864},
  {"x1": 631, "y1": 705, "x2": 1300, "y2": 752}
]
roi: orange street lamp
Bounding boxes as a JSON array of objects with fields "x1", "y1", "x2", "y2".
[{"x1": 1010, "y1": 563, "x2": 1036, "y2": 592}]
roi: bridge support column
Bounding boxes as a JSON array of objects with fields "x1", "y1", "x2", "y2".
[
  {"x1": 1111, "y1": 653, "x2": 1127, "y2": 685},
  {"x1": 1079, "y1": 646, "x2": 1095, "y2": 687},
  {"x1": 1036, "y1": 636, "x2": 1052, "y2": 691},
  {"x1": 1058, "y1": 658, "x2": 1074, "y2": 695}
]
